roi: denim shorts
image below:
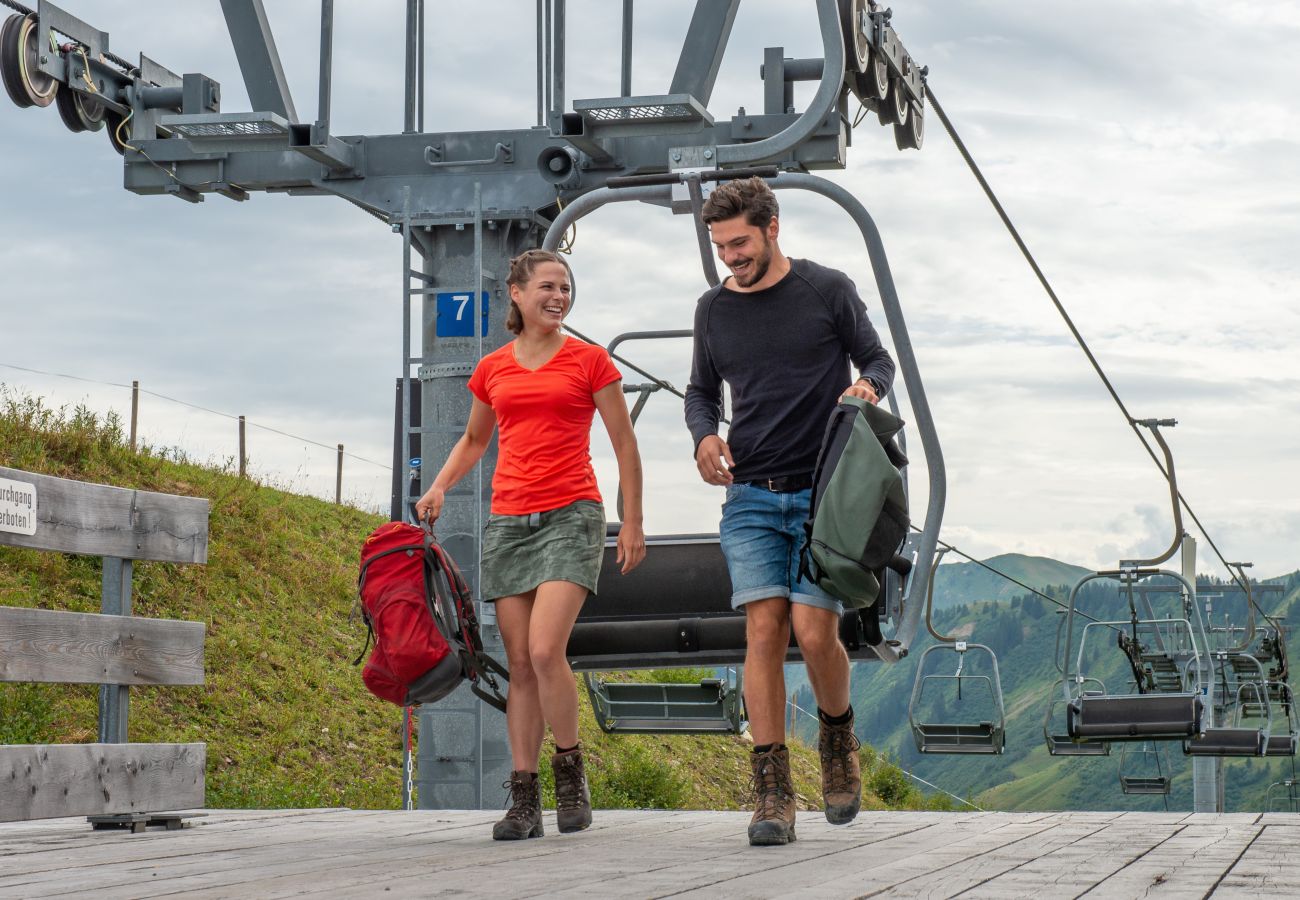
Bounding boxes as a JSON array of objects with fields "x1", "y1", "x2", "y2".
[{"x1": 718, "y1": 482, "x2": 844, "y2": 615}]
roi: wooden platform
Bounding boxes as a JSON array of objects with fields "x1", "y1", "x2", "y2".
[{"x1": 1, "y1": 808, "x2": 1298, "y2": 898}]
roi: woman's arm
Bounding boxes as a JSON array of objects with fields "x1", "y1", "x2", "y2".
[
  {"x1": 593, "y1": 381, "x2": 646, "y2": 574},
  {"x1": 414, "y1": 397, "x2": 497, "y2": 524}
]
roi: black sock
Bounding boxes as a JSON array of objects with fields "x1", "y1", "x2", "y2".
[
  {"x1": 819, "y1": 706, "x2": 853, "y2": 726},
  {"x1": 751, "y1": 743, "x2": 785, "y2": 754},
  {"x1": 555, "y1": 743, "x2": 578, "y2": 755}
]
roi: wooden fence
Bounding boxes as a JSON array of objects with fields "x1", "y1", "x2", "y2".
[{"x1": 0, "y1": 464, "x2": 209, "y2": 824}]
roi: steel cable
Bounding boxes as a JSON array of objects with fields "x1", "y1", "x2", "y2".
[{"x1": 924, "y1": 85, "x2": 1265, "y2": 617}]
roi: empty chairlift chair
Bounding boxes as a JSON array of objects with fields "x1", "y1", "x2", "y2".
[
  {"x1": 1262, "y1": 683, "x2": 1298, "y2": 757},
  {"x1": 1061, "y1": 424, "x2": 1211, "y2": 744},
  {"x1": 1185, "y1": 662, "x2": 1270, "y2": 758},
  {"x1": 1266, "y1": 778, "x2": 1300, "y2": 813},
  {"x1": 908, "y1": 641, "x2": 1006, "y2": 754},
  {"x1": 1118, "y1": 741, "x2": 1173, "y2": 795},
  {"x1": 1043, "y1": 677, "x2": 1110, "y2": 757}
]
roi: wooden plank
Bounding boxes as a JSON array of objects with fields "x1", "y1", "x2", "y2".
[
  {"x1": 0, "y1": 607, "x2": 205, "y2": 686},
  {"x1": 1077, "y1": 823, "x2": 1262, "y2": 899},
  {"x1": 0, "y1": 743, "x2": 205, "y2": 823},
  {"x1": 0, "y1": 466, "x2": 208, "y2": 564}
]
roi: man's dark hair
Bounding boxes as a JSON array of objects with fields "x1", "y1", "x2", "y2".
[{"x1": 701, "y1": 176, "x2": 780, "y2": 229}]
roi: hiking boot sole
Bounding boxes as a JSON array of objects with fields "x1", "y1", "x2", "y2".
[
  {"x1": 824, "y1": 795, "x2": 861, "y2": 825},
  {"x1": 557, "y1": 816, "x2": 592, "y2": 834},
  {"x1": 748, "y1": 823, "x2": 797, "y2": 846},
  {"x1": 492, "y1": 822, "x2": 544, "y2": 840}
]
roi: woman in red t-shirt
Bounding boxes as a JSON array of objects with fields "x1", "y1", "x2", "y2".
[{"x1": 415, "y1": 249, "x2": 645, "y2": 840}]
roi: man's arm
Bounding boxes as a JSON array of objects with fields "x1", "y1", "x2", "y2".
[
  {"x1": 684, "y1": 295, "x2": 724, "y2": 452},
  {"x1": 838, "y1": 278, "x2": 895, "y2": 401},
  {"x1": 684, "y1": 293, "x2": 735, "y2": 484}
]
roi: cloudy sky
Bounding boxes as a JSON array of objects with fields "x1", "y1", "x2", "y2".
[{"x1": 2, "y1": 1, "x2": 1297, "y2": 578}]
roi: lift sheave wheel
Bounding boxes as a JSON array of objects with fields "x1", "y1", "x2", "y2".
[
  {"x1": 866, "y1": 50, "x2": 890, "y2": 101},
  {"x1": 841, "y1": 0, "x2": 871, "y2": 73},
  {"x1": 105, "y1": 108, "x2": 128, "y2": 154},
  {"x1": 895, "y1": 105, "x2": 923, "y2": 151},
  {"x1": 1, "y1": 14, "x2": 57, "y2": 109},
  {"x1": 55, "y1": 86, "x2": 106, "y2": 133}
]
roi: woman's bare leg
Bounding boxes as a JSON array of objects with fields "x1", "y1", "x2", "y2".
[
  {"x1": 496, "y1": 591, "x2": 545, "y2": 771},
  {"x1": 526, "y1": 580, "x2": 589, "y2": 748}
]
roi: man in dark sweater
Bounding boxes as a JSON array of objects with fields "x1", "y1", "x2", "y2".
[{"x1": 684, "y1": 177, "x2": 895, "y2": 846}]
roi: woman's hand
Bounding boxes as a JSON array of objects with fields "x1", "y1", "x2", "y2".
[
  {"x1": 615, "y1": 519, "x2": 646, "y2": 575},
  {"x1": 414, "y1": 484, "x2": 446, "y2": 525}
]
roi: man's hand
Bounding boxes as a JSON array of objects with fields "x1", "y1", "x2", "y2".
[
  {"x1": 615, "y1": 520, "x2": 647, "y2": 575},
  {"x1": 695, "y1": 435, "x2": 735, "y2": 485},
  {"x1": 842, "y1": 378, "x2": 880, "y2": 405}
]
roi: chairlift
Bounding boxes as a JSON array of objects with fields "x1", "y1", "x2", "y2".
[
  {"x1": 1185, "y1": 674, "x2": 1269, "y2": 758},
  {"x1": 1061, "y1": 421, "x2": 1211, "y2": 744},
  {"x1": 1118, "y1": 742, "x2": 1173, "y2": 795},
  {"x1": 908, "y1": 641, "x2": 1006, "y2": 754},
  {"x1": 1266, "y1": 778, "x2": 1300, "y2": 813},
  {"x1": 1263, "y1": 682, "x2": 1299, "y2": 757},
  {"x1": 1043, "y1": 677, "x2": 1110, "y2": 756},
  {"x1": 547, "y1": 170, "x2": 949, "y2": 731}
]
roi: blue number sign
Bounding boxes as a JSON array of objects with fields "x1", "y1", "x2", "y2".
[{"x1": 435, "y1": 291, "x2": 490, "y2": 337}]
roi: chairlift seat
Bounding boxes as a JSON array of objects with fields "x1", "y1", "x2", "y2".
[
  {"x1": 1067, "y1": 692, "x2": 1204, "y2": 742},
  {"x1": 1184, "y1": 727, "x2": 1266, "y2": 757},
  {"x1": 1120, "y1": 775, "x2": 1171, "y2": 796},
  {"x1": 1263, "y1": 734, "x2": 1298, "y2": 757},
  {"x1": 913, "y1": 721, "x2": 1005, "y2": 755},
  {"x1": 569, "y1": 533, "x2": 892, "y2": 669}
]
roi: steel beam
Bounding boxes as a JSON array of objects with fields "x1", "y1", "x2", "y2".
[
  {"x1": 669, "y1": 0, "x2": 742, "y2": 106},
  {"x1": 218, "y1": 0, "x2": 299, "y2": 122}
]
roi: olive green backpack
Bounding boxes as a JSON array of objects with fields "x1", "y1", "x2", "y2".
[{"x1": 799, "y1": 396, "x2": 911, "y2": 622}]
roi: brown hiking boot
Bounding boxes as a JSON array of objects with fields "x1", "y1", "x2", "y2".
[
  {"x1": 492, "y1": 771, "x2": 543, "y2": 840},
  {"x1": 748, "y1": 745, "x2": 797, "y2": 846},
  {"x1": 819, "y1": 709, "x2": 862, "y2": 825},
  {"x1": 551, "y1": 747, "x2": 592, "y2": 833}
]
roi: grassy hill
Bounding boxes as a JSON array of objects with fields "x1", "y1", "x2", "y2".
[
  {"x1": 931, "y1": 554, "x2": 1091, "y2": 608},
  {"x1": 0, "y1": 391, "x2": 943, "y2": 813}
]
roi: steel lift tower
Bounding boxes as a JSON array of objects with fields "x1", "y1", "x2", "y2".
[{"x1": 2, "y1": 0, "x2": 941, "y2": 809}]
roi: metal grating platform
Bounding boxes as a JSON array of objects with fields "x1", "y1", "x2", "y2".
[{"x1": 574, "y1": 94, "x2": 712, "y2": 127}]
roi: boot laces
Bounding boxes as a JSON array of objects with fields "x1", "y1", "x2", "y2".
[
  {"x1": 751, "y1": 755, "x2": 792, "y2": 815},
  {"x1": 501, "y1": 775, "x2": 539, "y2": 822},
  {"x1": 554, "y1": 755, "x2": 586, "y2": 811},
  {"x1": 821, "y1": 722, "x2": 861, "y2": 788}
]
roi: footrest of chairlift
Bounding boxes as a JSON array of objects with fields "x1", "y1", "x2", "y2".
[
  {"x1": 585, "y1": 677, "x2": 743, "y2": 735},
  {"x1": 1120, "y1": 776, "x2": 1171, "y2": 796},
  {"x1": 1185, "y1": 727, "x2": 1266, "y2": 757},
  {"x1": 913, "y1": 722, "x2": 1005, "y2": 754},
  {"x1": 1067, "y1": 693, "x2": 1204, "y2": 742},
  {"x1": 1046, "y1": 734, "x2": 1111, "y2": 757}
]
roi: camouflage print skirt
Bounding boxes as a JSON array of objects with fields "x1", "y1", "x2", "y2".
[{"x1": 479, "y1": 499, "x2": 607, "y2": 601}]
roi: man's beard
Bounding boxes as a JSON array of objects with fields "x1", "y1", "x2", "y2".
[{"x1": 730, "y1": 237, "x2": 772, "y2": 287}]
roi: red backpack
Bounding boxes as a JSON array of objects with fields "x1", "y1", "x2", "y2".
[{"x1": 354, "y1": 522, "x2": 507, "y2": 710}]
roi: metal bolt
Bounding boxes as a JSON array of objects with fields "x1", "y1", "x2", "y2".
[
  {"x1": 704, "y1": 149, "x2": 714, "y2": 160},
  {"x1": 671, "y1": 151, "x2": 682, "y2": 162},
  {"x1": 39, "y1": 55, "x2": 47, "y2": 64}
]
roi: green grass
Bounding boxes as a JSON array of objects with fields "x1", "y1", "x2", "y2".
[{"x1": 0, "y1": 388, "x2": 941, "y2": 812}]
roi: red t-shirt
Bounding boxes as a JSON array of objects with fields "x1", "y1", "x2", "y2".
[{"x1": 468, "y1": 337, "x2": 622, "y2": 515}]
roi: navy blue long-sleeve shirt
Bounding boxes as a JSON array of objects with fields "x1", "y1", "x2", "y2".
[{"x1": 684, "y1": 258, "x2": 896, "y2": 483}]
